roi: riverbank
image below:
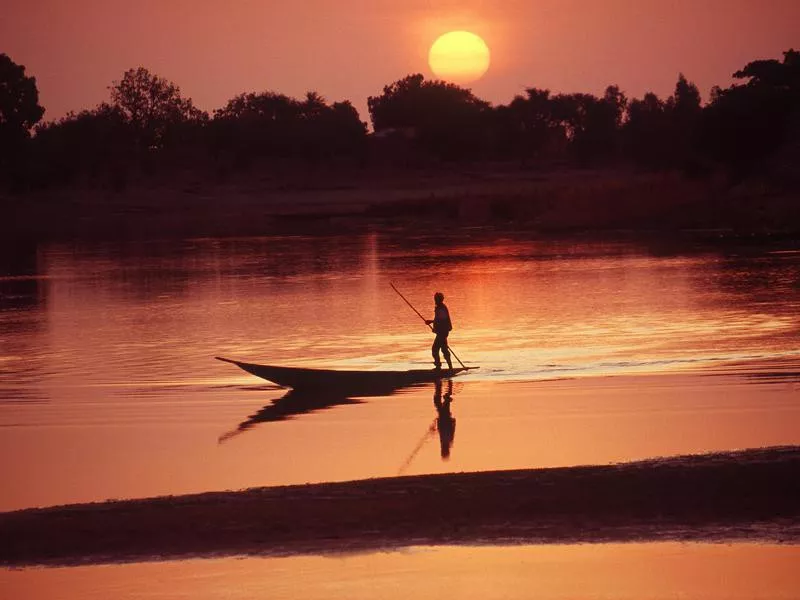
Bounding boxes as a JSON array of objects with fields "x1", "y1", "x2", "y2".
[
  {"x1": 2, "y1": 445, "x2": 798, "y2": 566},
  {"x1": 4, "y1": 167, "x2": 799, "y2": 242}
]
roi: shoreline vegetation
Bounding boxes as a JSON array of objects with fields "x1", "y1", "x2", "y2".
[
  {"x1": 5, "y1": 167, "x2": 800, "y2": 242},
  {"x1": 2, "y1": 50, "x2": 798, "y2": 242},
  {"x1": 2, "y1": 445, "x2": 798, "y2": 566}
]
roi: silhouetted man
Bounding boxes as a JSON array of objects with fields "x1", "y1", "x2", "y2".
[{"x1": 425, "y1": 291, "x2": 453, "y2": 370}]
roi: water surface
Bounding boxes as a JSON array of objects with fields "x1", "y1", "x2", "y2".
[{"x1": 1, "y1": 230, "x2": 798, "y2": 510}]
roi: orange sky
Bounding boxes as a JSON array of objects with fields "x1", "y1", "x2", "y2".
[{"x1": 3, "y1": 0, "x2": 799, "y2": 124}]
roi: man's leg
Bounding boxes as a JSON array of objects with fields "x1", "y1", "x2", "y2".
[
  {"x1": 441, "y1": 336, "x2": 453, "y2": 369},
  {"x1": 431, "y1": 337, "x2": 442, "y2": 368}
]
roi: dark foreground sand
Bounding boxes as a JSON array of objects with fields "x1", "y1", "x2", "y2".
[{"x1": 1, "y1": 446, "x2": 798, "y2": 566}]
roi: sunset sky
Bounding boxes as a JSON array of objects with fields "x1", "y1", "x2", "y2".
[{"x1": 3, "y1": 0, "x2": 799, "y2": 125}]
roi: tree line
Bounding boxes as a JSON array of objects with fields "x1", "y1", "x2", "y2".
[{"x1": 0, "y1": 49, "x2": 798, "y2": 191}]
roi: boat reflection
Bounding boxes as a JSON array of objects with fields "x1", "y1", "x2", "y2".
[
  {"x1": 219, "y1": 377, "x2": 460, "y2": 447},
  {"x1": 218, "y1": 390, "x2": 365, "y2": 443}
]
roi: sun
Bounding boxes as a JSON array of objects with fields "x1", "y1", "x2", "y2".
[{"x1": 428, "y1": 31, "x2": 491, "y2": 84}]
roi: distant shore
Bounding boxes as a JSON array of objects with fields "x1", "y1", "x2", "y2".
[
  {"x1": 2, "y1": 445, "x2": 798, "y2": 566},
  {"x1": 4, "y1": 167, "x2": 799, "y2": 242}
]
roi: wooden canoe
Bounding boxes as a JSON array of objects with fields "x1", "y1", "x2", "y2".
[{"x1": 216, "y1": 357, "x2": 472, "y2": 392}]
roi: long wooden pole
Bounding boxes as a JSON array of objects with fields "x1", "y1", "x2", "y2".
[
  {"x1": 396, "y1": 419, "x2": 438, "y2": 475},
  {"x1": 389, "y1": 283, "x2": 469, "y2": 369}
]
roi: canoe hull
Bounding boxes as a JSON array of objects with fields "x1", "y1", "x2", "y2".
[{"x1": 216, "y1": 357, "x2": 469, "y2": 392}]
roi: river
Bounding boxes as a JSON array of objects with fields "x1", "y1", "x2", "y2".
[
  {"x1": 2, "y1": 228, "x2": 799, "y2": 597},
  {"x1": 1, "y1": 229, "x2": 799, "y2": 511}
]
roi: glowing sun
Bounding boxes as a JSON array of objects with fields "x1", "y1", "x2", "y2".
[{"x1": 428, "y1": 31, "x2": 491, "y2": 84}]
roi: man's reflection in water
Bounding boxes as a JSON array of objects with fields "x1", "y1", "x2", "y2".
[
  {"x1": 433, "y1": 378, "x2": 456, "y2": 460},
  {"x1": 397, "y1": 378, "x2": 458, "y2": 474}
]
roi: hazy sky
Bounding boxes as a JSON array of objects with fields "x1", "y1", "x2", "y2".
[{"x1": 3, "y1": 0, "x2": 798, "y2": 124}]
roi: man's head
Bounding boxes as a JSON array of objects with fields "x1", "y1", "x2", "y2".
[{"x1": 434, "y1": 292, "x2": 444, "y2": 305}]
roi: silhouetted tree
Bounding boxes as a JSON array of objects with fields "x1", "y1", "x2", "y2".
[
  {"x1": 623, "y1": 92, "x2": 668, "y2": 167},
  {"x1": 306, "y1": 100, "x2": 367, "y2": 160},
  {"x1": 31, "y1": 103, "x2": 133, "y2": 187},
  {"x1": 300, "y1": 91, "x2": 326, "y2": 120},
  {"x1": 665, "y1": 74, "x2": 702, "y2": 170},
  {"x1": 215, "y1": 91, "x2": 300, "y2": 122},
  {"x1": 212, "y1": 90, "x2": 365, "y2": 167},
  {"x1": 0, "y1": 53, "x2": 45, "y2": 186},
  {"x1": 495, "y1": 88, "x2": 565, "y2": 164},
  {"x1": 109, "y1": 67, "x2": 206, "y2": 152},
  {"x1": 294, "y1": 93, "x2": 367, "y2": 161},
  {"x1": 212, "y1": 91, "x2": 298, "y2": 166},
  {"x1": 26, "y1": 67, "x2": 207, "y2": 188},
  {"x1": 623, "y1": 74, "x2": 702, "y2": 170},
  {"x1": 368, "y1": 74, "x2": 491, "y2": 160},
  {"x1": 700, "y1": 49, "x2": 799, "y2": 177},
  {"x1": 733, "y1": 49, "x2": 800, "y2": 90},
  {"x1": 668, "y1": 73, "x2": 702, "y2": 116},
  {"x1": 549, "y1": 86, "x2": 626, "y2": 164}
]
